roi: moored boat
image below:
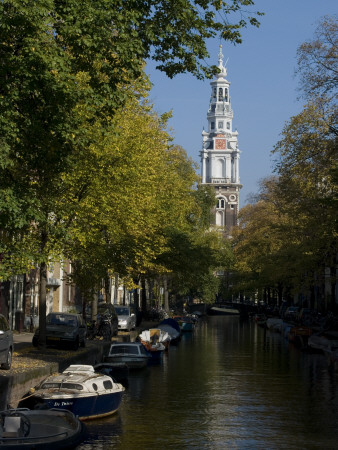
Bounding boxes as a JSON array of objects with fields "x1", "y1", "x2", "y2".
[
  {"x1": 18, "y1": 365, "x2": 124, "y2": 420},
  {"x1": 207, "y1": 304, "x2": 240, "y2": 316},
  {"x1": 307, "y1": 334, "x2": 338, "y2": 354},
  {"x1": 253, "y1": 314, "x2": 267, "y2": 327},
  {"x1": 288, "y1": 326, "x2": 313, "y2": 347},
  {"x1": 138, "y1": 329, "x2": 166, "y2": 362},
  {"x1": 266, "y1": 318, "x2": 283, "y2": 332},
  {"x1": 139, "y1": 328, "x2": 171, "y2": 351},
  {"x1": 173, "y1": 316, "x2": 195, "y2": 332},
  {"x1": 0, "y1": 408, "x2": 85, "y2": 449},
  {"x1": 104, "y1": 342, "x2": 151, "y2": 369},
  {"x1": 158, "y1": 318, "x2": 181, "y2": 345}
]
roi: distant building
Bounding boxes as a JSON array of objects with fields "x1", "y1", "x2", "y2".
[{"x1": 200, "y1": 45, "x2": 242, "y2": 236}]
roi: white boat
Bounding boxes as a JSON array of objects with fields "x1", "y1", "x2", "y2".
[
  {"x1": 266, "y1": 318, "x2": 283, "y2": 332},
  {"x1": 157, "y1": 323, "x2": 181, "y2": 345},
  {"x1": 208, "y1": 304, "x2": 240, "y2": 316},
  {"x1": 138, "y1": 329, "x2": 167, "y2": 363},
  {"x1": 104, "y1": 342, "x2": 151, "y2": 369},
  {"x1": 0, "y1": 408, "x2": 85, "y2": 449},
  {"x1": 308, "y1": 335, "x2": 338, "y2": 353},
  {"x1": 139, "y1": 328, "x2": 171, "y2": 350},
  {"x1": 18, "y1": 365, "x2": 124, "y2": 420}
]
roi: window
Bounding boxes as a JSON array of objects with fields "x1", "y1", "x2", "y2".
[
  {"x1": 224, "y1": 88, "x2": 228, "y2": 102},
  {"x1": 41, "y1": 383, "x2": 83, "y2": 390},
  {"x1": 227, "y1": 122, "x2": 230, "y2": 130},
  {"x1": 213, "y1": 87, "x2": 217, "y2": 99},
  {"x1": 211, "y1": 122, "x2": 215, "y2": 130},
  {"x1": 216, "y1": 211, "x2": 224, "y2": 226},
  {"x1": 218, "y1": 121, "x2": 224, "y2": 129},
  {"x1": 218, "y1": 88, "x2": 223, "y2": 101},
  {"x1": 217, "y1": 198, "x2": 225, "y2": 209},
  {"x1": 103, "y1": 380, "x2": 113, "y2": 389}
]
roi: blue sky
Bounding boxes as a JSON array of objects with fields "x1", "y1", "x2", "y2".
[{"x1": 146, "y1": 0, "x2": 337, "y2": 207}]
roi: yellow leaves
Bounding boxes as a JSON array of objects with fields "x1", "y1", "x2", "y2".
[{"x1": 74, "y1": 71, "x2": 91, "y2": 86}]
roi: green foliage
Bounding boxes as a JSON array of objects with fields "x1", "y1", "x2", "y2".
[
  {"x1": 0, "y1": 0, "x2": 262, "y2": 279},
  {"x1": 231, "y1": 16, "x2": 337, "y2": 306}
]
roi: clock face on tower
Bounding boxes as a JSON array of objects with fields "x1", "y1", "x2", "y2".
[{"x1": 215, "y1": 139, "x2": 226, "y2": 149}]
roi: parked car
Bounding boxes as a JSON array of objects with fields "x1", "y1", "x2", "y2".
[
  {"x1": 0, "y1": 314, "x2": 13, "y2": 370},
  {"x1": 32, "y1": 312, "x2": 87, "y2": 350},
  {"x1": 115, "y1": 306, "x2": 137, "y2": 331}
]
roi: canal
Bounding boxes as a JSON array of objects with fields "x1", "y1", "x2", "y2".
[{"x1": 77, "y1": 316, "x2": 338, "y2": 449}]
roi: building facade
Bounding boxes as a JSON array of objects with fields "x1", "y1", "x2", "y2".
[{"x1": 200, "y1": 46, "x2": 242, "y2": 235}]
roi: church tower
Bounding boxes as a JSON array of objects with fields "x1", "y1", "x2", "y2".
[{"x1": 200, "y1": 45, "x2": 242, "y2": 235}]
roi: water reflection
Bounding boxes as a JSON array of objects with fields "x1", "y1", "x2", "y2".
[{"x1": 77, "y1": 316, "x2": 338, "y2": 449}]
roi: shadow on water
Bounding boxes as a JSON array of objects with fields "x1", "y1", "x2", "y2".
[{"x1": 77, "y1": 316, "x2": 338, "y2": 449}]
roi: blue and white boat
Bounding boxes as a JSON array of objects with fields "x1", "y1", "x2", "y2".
[
  {"x1": 18, "y1": 365, "x2": 124, "y2": 420},
  {"x1": 158, "y1": 318, "x2": 181, "y2": 345}
]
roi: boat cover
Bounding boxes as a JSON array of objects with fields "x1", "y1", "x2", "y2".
[{"x1": 159, "y1": 318, "x2": 181, "y2": 333}]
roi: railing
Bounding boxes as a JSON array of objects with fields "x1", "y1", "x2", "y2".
[{"x1": 211, "y1": 178, "x2": 231, "y2": 184}]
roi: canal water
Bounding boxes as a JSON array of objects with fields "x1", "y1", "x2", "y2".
[{"x1": 77, "y1": 316, "x2": 338, "y2": 449}]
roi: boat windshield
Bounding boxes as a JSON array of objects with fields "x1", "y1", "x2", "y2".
[
  {"x1": 41, "y1": 382, "x2": 83, "y2": 390},
  {"x1": 110, "y1": 346, "x2": 139, "y2": 355}
]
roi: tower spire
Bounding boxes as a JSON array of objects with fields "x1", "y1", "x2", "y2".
[
  {"x1": 199, "y1": 47, "x2": 242, "y2": 236},
  {"x1": 217, "y1": 44, "x2": 227, "y2": 77},
  {"x1": 218, "y1": 44, "x2": 224, "y2": 71}
]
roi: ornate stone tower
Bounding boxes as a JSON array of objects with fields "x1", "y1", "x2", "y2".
[{"x1": 200, "y1": 45, "x2": 242, "y2": 235}]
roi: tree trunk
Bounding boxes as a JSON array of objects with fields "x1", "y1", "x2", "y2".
[
  {"x1": 163, "y1": 275, "x2": 169, "y2": 312},
  {"x1": 91, "y1": 290, "x2": 98, "y2": 321},
  {"x1": 141, "y1": 276, "x2": 147, "y2": 313},
  {"x1": 133, "y1": 277, "x2": 139, "y2": 308},
  {"x1": 114, "y1": 273, "x2": 119, "y2": 304},
  {"x1": 123, "y1": 286, "x2": 126, "y2": 305},
  {"x1": 38, "y1": 260, "x2": 47, "y2": 348}
]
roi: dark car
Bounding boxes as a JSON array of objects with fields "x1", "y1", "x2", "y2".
[
  {"x1": 32, "y1": 312, "x2": 87, "y2": 350},
  {"x1": 0, "y1": 314, "x2": 13, "y2": 370}
]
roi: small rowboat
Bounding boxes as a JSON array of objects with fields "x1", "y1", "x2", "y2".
[{"x1": 0, "y1": 408, "x2": 85, "y2": 449}]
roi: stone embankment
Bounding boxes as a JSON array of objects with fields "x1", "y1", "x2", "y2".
[{"x1": 0, "y1": 322, "x2": 156, "y2": 409}]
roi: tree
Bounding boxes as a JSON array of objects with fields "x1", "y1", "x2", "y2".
[
  {"x1": 296, "y1": 15, "x2": 337, "y2": 107},
  {"x1": 231, "y1": 15, "x2": 337, "y2": 309},
  {"x1": 0, "y1": 0, "x2": 262, "y2": 343},
  {"x1": 62, "y1": 91, "x2": 204, "y2": 309}
]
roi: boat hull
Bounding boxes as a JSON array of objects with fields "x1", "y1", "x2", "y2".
[
  {"x1": 180, "y1": 321, "x2": 194, "y2": 331},
  {"x1": 104, "y1": 355, "x2": 149, "y2": 369},
  {"x1": 21, "y1": 391, "x2": 123, "y2": 421}
]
